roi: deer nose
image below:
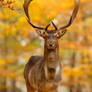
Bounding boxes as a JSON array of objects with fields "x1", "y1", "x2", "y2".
[{"x1": 49, "y1": 41, "x2": 54, "y2": 46}]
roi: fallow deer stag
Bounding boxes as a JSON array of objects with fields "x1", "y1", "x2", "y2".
[{"x1": 23, "y1": 0, "x2": 80, "y2": 92}]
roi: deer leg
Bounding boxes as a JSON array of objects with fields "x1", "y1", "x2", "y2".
[
  {"x1": 38, "y1": 87, "x2": 58, "y2": 92},
  {"x1": 49, "y1": 88, "x2": 58, "y2": 92},
  {"x1": 38, "y1": 90, "x2": 58, "y2": 92},
  {"x1": 26, "y1": 81, "x2": 35, "y2": 92}
]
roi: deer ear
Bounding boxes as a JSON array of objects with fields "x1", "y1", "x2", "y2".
[
  {"x1": 54, "y1": 29, "x2": 67, "y2": 38},
  {"x1": 36, "y1": 29, "x2": 48, "y2": 38}
]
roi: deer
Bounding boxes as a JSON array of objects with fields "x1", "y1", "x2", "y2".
[{"x1": 23, "y1": 0, "x2": 80, "y2": 92}]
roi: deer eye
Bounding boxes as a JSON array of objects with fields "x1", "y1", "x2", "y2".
[{"x1": 44, "y1": 32, "x2": 49, "y2": 37}]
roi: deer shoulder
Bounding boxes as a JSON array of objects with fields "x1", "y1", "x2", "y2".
[{"x1": 24, "y1": 56, "x2": 43, "y2": 80}]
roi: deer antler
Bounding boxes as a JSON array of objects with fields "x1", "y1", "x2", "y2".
[
  {"x1": 58, "y1": 0, "x2": 80, "y2": 30},
  {"x1": 23, "y1": 0, "x2": 80, "y2": 33},
  {"x1": 45, "y1": 23, "x2": 51, "y2": 31},
  {"x1": 23, "y1": 0, "x2": 45, "y2": 30},
  {"x1": 51, "y1": 21, "x2": 58, "y2": 30}
]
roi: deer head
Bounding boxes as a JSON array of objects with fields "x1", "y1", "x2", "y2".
[{"x1": 23, "y1": 0, "x2": 80, "y2": 49}]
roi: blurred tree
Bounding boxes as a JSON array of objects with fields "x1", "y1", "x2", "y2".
[{"x1": 0, "y1": 0, "x2": 92, "y2": 92}]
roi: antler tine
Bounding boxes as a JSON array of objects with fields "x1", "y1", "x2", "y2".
[
  {"x1": 45, "y1": 23, "x2": 51, "y2": 31},
  {"x1": 23, "y1": 0, "x2": 45, "y2": 30},
  {"x1": 51, "y1": 21, "x2": 58, "y2": 30},
  {"x1": 58, "y1": 0, "x2": 80, "y2": 30}
]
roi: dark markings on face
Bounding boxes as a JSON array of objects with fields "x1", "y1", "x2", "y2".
[{"x1": 45, "y1": 30, "x2": 58, "y2": 50}]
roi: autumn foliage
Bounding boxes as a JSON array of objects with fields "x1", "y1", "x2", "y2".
[{"x1": 0, "y1": 0, "x2": 92, "y2": 92}]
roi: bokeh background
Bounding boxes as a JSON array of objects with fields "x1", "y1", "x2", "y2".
[{"x1": 0, "y1": 0, "x2": 92, "y2": 92}]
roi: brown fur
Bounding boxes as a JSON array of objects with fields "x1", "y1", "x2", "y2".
[
  {"x1": 24, "y1": 36, "x2": 62, "y2": 92},
  {"x1": 23, "y1": 0, "x2": 80, "y2": 91}
]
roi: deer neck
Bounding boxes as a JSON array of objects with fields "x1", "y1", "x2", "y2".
[{"x1": 44, "y1": 43, "x2": 59, "y2": 62}]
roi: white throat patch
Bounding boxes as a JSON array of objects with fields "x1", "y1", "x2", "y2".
[{"x1": 56, "y1": 65, "x2": 60, "y2": 76}]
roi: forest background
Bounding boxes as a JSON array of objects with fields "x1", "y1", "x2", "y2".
[{"x1": 0, "y1": 0, "x2": 92, "y2": 92}]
